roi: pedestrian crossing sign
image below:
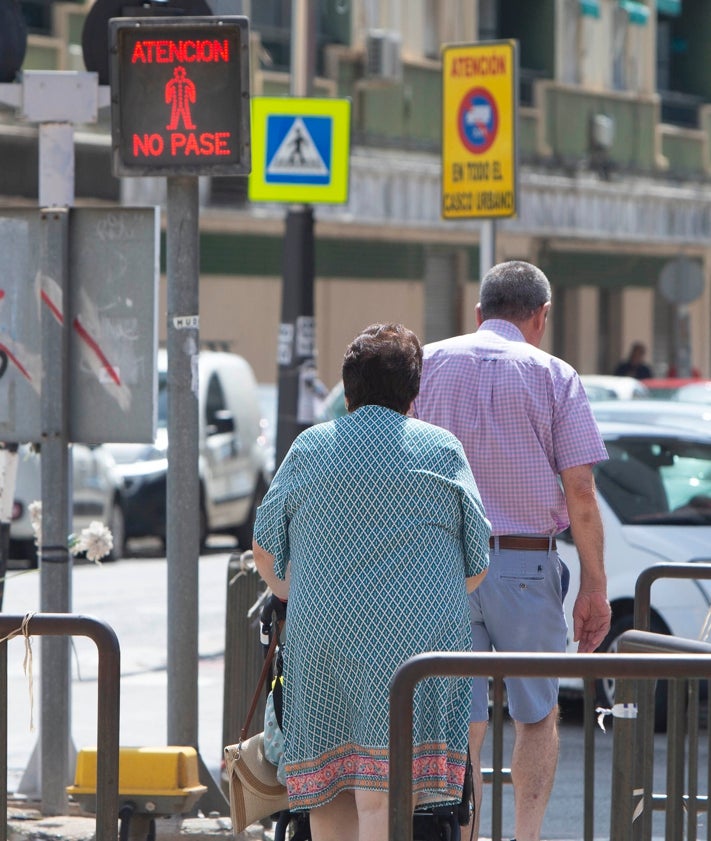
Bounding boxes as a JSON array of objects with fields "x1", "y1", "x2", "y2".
[{"x1": 249, "y1": 97, "x2": 351, "y2": 204}]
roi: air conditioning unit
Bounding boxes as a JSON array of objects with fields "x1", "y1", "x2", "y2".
[{"x1": 365, "y1": 29, "x2": 402, "y2": 83}]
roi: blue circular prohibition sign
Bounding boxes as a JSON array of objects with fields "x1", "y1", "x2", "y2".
[{"x1": 457, "y1": 87, "x2": 498, "y2": 155}]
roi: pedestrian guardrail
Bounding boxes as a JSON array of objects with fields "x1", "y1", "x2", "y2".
[
  {"x1": 611, "y1": 630, "x2": 711, "y2": 841},
  {"x1": 0, "y1": 613, "x2": 120, "y2": 841},
  {"x1": 388, "y1": 649, "x2": 711, "y2": 841},
  {"x1": 610, "y1": 560, "x2": 711, "y2": 841}
]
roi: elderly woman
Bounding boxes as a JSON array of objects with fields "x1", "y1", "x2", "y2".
[{"x1": 253, "y1": 323, "x2": 490, "y2": 841}]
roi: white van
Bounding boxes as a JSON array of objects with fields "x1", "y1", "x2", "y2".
[{"x1": 106, "y1": 350, "x2": 270, "y2": 550}]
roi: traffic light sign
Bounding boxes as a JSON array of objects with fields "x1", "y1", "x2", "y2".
[{"x1": 108, "y1": 16, "x2": 251, "y2": 177}]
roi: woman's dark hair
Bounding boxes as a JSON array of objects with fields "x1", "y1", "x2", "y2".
[{"x1": 342, "y1": 323, "x2": 422, "y2": 414}]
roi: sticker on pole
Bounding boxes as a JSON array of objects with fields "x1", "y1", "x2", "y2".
[
  {"x1": 250, "y1": 97, "x2": 351, "y2": 204},
  {"x1": 108, "y1": 16, "x2": 251, "y2": 177}
]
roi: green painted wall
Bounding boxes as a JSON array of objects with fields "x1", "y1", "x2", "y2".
[
  {"x1": 160, "y1": 232, "x2": 479, "y2": 284},
  {"x1": 542, "y1": 252, "x2": 672, "y2": 289},
  {"x1": 661, "y1": 130, "x2": 706, "y2": 176},
  {"x1": 543, "y1": 86, "x2": 658, "y2": 171}
]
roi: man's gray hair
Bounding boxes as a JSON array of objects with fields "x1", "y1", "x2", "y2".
[{"x1": 479, "y1": 260, "x2": 551, "y2": 322}]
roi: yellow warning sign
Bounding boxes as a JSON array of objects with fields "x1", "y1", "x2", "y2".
[{"x1": 441, "y1": 40, "x2": 518, "y2": 219}]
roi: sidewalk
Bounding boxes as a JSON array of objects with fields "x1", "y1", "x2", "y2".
[
  {"x1": 7, "y1": 800, "x2": 272, "y2": 841},
  {"x1": 6, "y1": 802, "x2": 605, "y2": 841}
]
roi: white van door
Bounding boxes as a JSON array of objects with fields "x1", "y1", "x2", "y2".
[{"x1": 203, "y1": 369, "x2": 253, "y2": 529}]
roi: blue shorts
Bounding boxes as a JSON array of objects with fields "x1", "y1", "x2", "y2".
[{"x1": 469, "y1": 545, "x2": 569, "y2": 725}]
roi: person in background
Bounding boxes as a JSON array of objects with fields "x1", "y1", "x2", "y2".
[
  {"x1": 614, "y1": 342, "x2": 653, "y2": 379},
  {"x1": 411, "y1": 261, "x2": 611, "y2": 841},
  {"x1": 252, "y1": 322, "x2": 491, "y2": 841}
]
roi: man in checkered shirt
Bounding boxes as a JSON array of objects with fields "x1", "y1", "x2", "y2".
[{"x1": 412, "y1": 260, "x2": 611, "y2": 841}]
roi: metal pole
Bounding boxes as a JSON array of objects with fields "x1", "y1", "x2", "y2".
[
  {"x1": 479, "y1": 219, "x2": 496, "y2": 280},
  {"x1": 275, "y1": 0, "x2": 317, "y2": 468},
  {"x1": 166, "y1": 175, "x2": 200, "y2": 751},
  {"x1": 0, "y1": 443, "x2": 18, "y2": 610},
  {"x1": 39, "y1": 206, "x2": 72, "y2": 815},
  {"x1": 164, "y1": 178, "x2": 228, "y2": 813}
]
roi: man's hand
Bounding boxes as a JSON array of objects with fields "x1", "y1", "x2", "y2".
[{"x1": 573, "y1": 590, "x2": 611, "y2": 653}]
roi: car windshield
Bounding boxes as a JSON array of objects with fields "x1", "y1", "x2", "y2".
[{"x1": 596, "y1": 436, "x2": 711, "y2": 525}]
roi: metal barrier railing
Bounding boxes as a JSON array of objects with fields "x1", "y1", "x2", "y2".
[
  {"x1": 388, "y1": 650, "x2": 711, "y2": 841},
  {"x1": 611, "y1": 630, "x2": 711, "y2": 841},
  {"x1": 634, "y1": 563, "x2": 711, "y2": 632},
  {"x1": 0, "y1": 613, "x2": 120, "y2": 841},
  {"x1": 616, "y1": 561, "x2": 711, "y2": 841}
]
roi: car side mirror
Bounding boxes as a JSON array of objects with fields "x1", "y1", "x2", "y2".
[{"x1": 207, "y1": 409, "x2": 235, "y2": 436}]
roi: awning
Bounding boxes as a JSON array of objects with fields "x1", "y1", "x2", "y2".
[
  {"x1": 656, "y1": 0, "x2": 681, "y2": 15},
  {"x1": 580, "y1": 0, "x2": 601, "y2": 17},
  {"x1": 619, "y1": 1, "x2": 651, "y2": 25}
]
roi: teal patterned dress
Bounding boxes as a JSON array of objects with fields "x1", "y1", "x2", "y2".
[{"x1": 253, "y1": 404, "x2": 490, "y2": 811}]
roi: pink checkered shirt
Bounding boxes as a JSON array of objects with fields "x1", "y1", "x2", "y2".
[{"x1": 411, "y1": 320, "x2": 608, "y2": 535}]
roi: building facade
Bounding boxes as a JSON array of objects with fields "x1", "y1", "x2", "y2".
[{"x1": 4, "y1": 0, "x2": 711, "y2": 386}]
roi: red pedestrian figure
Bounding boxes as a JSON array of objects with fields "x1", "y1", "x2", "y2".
[{"x1": 165, "y1": 66, "x2": 196, "y2": 131}]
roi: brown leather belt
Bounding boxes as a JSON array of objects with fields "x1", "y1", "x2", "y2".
[{"x1": 489, "y1": 535, "x2": 556, "y2": 551}]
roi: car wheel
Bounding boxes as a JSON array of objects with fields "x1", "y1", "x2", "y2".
[
  {"x1": 107, "y1": 500, "x2": 125, "y2": 562},
  {"x1": 11, "y1": 539, "x2": 38, "y2": 570},
  {"x1": 595, "y1": 612, "x2": 670, "y2": 732},
  {"x1": 234, "y1": 476, "x2": 267, "y2": 550}
]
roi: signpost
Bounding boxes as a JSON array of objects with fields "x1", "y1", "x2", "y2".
[
  {"x1": 108, "y1": 15, "x2": 250, "y2": 812},
  {"x1": 441, "y1": 40, "x2": 518, "y2": 220},
  {"x1": 109, "y1": 17, "x2": 251, "y2": 176},
  {"x1": 441, "y1": 40, "x2": 519, "y2": 277},
  {"x1": 249, "y1": 93, "x2": 351, "y2": 466},
  {"x1": 658, "y1": 256, "x2": 704, "y2": 378}
]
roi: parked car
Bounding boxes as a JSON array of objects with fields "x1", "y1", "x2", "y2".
[
  {"x1": 257, "y1": 383, "x2": 277, "y2": 481},
  {"x1": 10, "y1": 443, "x2": 125, "y2": 567},
  {"x1": 645, "y1": 377, "x2": 711, "y2": 401},
  {"x1": 592, "y1": 398, "x2": 711, "y2": 435},
  {"x1": 105, "y1": 350, "x2": 271, "y2": 550},
  {"x1": 558, "y1": 420, "x2": 711, "y2": 726},
  {"x1": 580, "y1": 374, "x2": 650, "y2": 400}
]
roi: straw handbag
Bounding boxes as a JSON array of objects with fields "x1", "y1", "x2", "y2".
[{"x1": 224, "y1": 623, "x2": 288, "y2": 833}]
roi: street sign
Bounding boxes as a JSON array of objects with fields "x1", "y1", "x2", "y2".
[
  {"x1": 658, "y1": 256, "x2": 704, "y2": 304},
  {"x1": 249, "y1": 96, "x2": 351, "y2": 204},
  {"x1": 0, "y1": 208, "x2": 158, "y2": 445},
  {"x1": 441, "y1": 40, "x2": 518, "y2": 219},
  {"x1": 108, "y1": 16, "x2": 251, "y2": 177}
]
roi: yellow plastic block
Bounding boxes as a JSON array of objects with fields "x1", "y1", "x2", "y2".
[{"x1": 67, "y1": 746, "x2": 207, "y2": 815}]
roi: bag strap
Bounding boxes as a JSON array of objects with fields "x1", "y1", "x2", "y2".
[{"x1": 240, "y1": 619, "x2": 283, "y2": 742}]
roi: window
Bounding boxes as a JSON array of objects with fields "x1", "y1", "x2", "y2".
[{"x1": 205, "y1": 373, "x2": 227, "y2": 428}]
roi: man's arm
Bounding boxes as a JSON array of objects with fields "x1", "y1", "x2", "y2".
[{"x1": 560, "y1": 463, "x2": 611, "y2": 653}]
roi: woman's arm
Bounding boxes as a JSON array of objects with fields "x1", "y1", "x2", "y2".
[
  {"x1": 253, "y1": 540, "x2": 290, "y2": 600},
  {"x1": 465, "y1": 568, "x2": 488, "y2": 593}
]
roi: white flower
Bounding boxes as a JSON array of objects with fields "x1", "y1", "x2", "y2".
[
  {"x1": 71, "y1": 521, "x2": 113, "y2": 564},
  {"x1": 28, "y1": 501, "x2": 42, "y2": 547},
  {"x1": 28, "y1": 502, "x2": 113, "y2": 564}
]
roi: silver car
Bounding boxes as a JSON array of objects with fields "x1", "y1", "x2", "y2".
[{"x1": 10, "y1": 443, "x2": 125, "y2": 567}]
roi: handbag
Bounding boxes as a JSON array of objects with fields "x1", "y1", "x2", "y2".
[{"x1": 224, "y1": 618, "x2": 288, "y2": 833}]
